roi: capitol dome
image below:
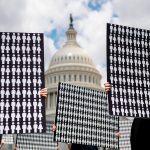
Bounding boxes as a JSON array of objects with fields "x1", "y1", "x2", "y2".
[
  {"x1": 49, "y1": 31, "x2": 95, "y2": 68},
  {"x1": 45, "y1": 17, "x2": 102, "y2": 117}
]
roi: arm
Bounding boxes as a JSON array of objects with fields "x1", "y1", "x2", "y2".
[
  {"x1": 52, "y1": 124, "x2": 60, "y2": 150},
  {"x1": 115, "y1": 132, "x2": 122, "y2": 138},
  {"x1": 13, "y1": 144, "x2": 17, "y2": 150},
  {"x1": 52, "y1": 124, "x2": 70, "y2": 150},
  {"x1": 104, "y1": 82, "x2": 111, "y2": 92},
  {"x1": 0, "y1": 140, "x2": 4, "y2": 149},
  {"x1": 67, "y1": 144, "x2": 71, "y2": 150},
  {"x1": 39, "y1": 88, "x2": 48, "y2": 97},
  {"x1": 104, "y1": 82, "x2": 122, "y2": 138}
]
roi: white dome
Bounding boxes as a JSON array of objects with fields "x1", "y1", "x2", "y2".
[
  {"x1": 49, "y1": 41, "x2": 95, "y2": 68},
  {"x1": 48, "y1": 27, "x2": 97, "y2": 72}
]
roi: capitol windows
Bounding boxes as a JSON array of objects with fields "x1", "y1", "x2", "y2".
[
  {"x1": 50, "y1": 93, "x2": 53, "y2": 108},
  {"x1": 65, "y1": 56, "x2": 67, "y2": 60},
  {"x1": 61, "y1": 56, "x2": 63, "y2": 61},
  {"x1": 58, "y1": 75, "x2": 61, "y2": 82},
  {"x1": 74, "y1": 75, "x2": 76, "y2": 81},
  {"x1": 69, "y1": 56, "x2": 71, "y2": 60},
  {"x1": 54, "y1": 76, "x2": 56, "y2": 83},
  {"x1": 93, "y1": 76, "x2": 95, "y2": 83},
  {"x1": 50, "y1": 77, "x2": 52, "y2": 83},
  {"x1": 45, "y1": 78, "x2": 48, "y2": 85},
  {"x1": 96, "y1": 78, "x2": 99, "y2": 84},
  {"x1": 79, "y1": 75, "x2": 82, "y2": 81},
  {"x1": 46, "y1": 96, "x2": 48, "y2": 109},
  {"x1": 69, "y1": 75, "x2": 71, "y2": 81},
  {"x1": 84, "y1": 75, "x2": 87, "y2": 82},
  {"x1": 64, "y1": 75, "x2": 66, "y2": 82},
  {"x1": 89, "y1": 76, "x2": 91, "y2": 83}
]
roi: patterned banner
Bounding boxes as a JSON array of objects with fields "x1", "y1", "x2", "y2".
[
  {"x1": 107, "y1": 23, "x2": 150, "y2": 118},
  {"x1": 119, "y1": 117, "x2": 133, "y2": 150},
  {"x1": 1, "y1": 134, "x2": 14, "y2": 144},
  {"x1": 55, "y1": 82, "x2": 119, "y2": 149},
  {"x1": 0, "y1": 32, "x2": 46, "y2": 134},
  {"x1": 16, "y1": 121, "x2": 57, "y2": 150}
]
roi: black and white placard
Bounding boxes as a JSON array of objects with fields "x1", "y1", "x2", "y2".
[
  {"x1": 55, "y1": 82, "x2": 119, "y2": 149},
  {"x1": 0, "y1": 32, "x2": 46, "y2": 134},
  {"x1": 119, "y1": 117, "x2": 133, "y2": 150},
  {"x1": 107, "y1": 23, "x2": 150, "y2": 118},
  {"x1": 1, "y1": 134, "x2": 14, "y2": 144},
  {"x1": 16, "y1": 121, "x2": 57, "y2": 150}
]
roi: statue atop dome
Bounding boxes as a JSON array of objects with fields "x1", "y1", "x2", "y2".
[{"x1": 69, "y1": 14, "x2": 74, "y2": 29}]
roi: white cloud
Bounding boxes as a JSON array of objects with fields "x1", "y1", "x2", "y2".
[
  {"x1": 44, "y1": 36, "x2": 57, "y2": 70},
  {"x1": 113, "y1": 0, "x2": 150, "y2": 29},
  {"x1": 77, "y1": 1, "x2": 113, "y2": 63}
]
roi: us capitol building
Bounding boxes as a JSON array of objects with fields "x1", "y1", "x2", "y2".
[
  {"x1": 45, "y1": 18, "x2": 102, "y2": 120},
  {"x1": 45, "y1": 17, "x2": 105, "y2": 150}
]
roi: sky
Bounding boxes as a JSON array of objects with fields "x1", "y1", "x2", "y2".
[{"x1": 0, "y1": 0, "x2": 150, "y2": 87}]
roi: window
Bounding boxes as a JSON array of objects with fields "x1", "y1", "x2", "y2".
[
  {"x1": 64, "y1": 75, "x2": 66, "y2": 82},
  {"x1": 79, "y1": 75, "x2": 82, "y2": 81},
  {"x1": 69, "y1": 75, "x2": 71, "y2": 81},
  {"x1": 96, "y1": 78, "x2": 98, "y2": 84},
  {"x1": 55, "y1": 92, "x2": 57, "y2": 106},
  {"x1": 89, "y1": 76, "x2": 91, "y2": 83},
  {"x1": 93, "y1": 77, "x2": 95, "y2": 83},
  {"x1": 46, "y1": 94, "x2": 48, "y2": 109},
  {"x1": 50, "y1": 93, "x2": 53, "y2": 108},
  {"x1": 74, "y1": 75, "x2": 76, "y2": 81},
  {"x1": 54, "y1": 76, "x2": 56, "y2": 83},
  {"x1": 45, "y1": 78, "x2": 48, "y2": 85},
  {"x1": 58, "y1": 75, "x2": 61, "y2": 82},
  {"x1": 84, "y1": 75, "x2": 87, "y2": 82}
]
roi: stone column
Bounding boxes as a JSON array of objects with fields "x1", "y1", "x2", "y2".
[{"x1": 47, "y1": 93, "x2": 50, "y2": 109}]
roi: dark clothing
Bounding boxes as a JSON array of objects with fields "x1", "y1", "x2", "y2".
[
  {"x1": 131, "y1": 118, "x2": 150, "y2": 150},
  {"x1": 71, "y1": 144, "x2": 98, "y2": 150},
  {"x1": 0, "y1": 135, "x2": 2, "y2": 143}
]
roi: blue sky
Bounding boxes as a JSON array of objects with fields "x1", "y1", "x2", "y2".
[{"x1": 0, "y1": 0, "x2": 150, "y2": 86}]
